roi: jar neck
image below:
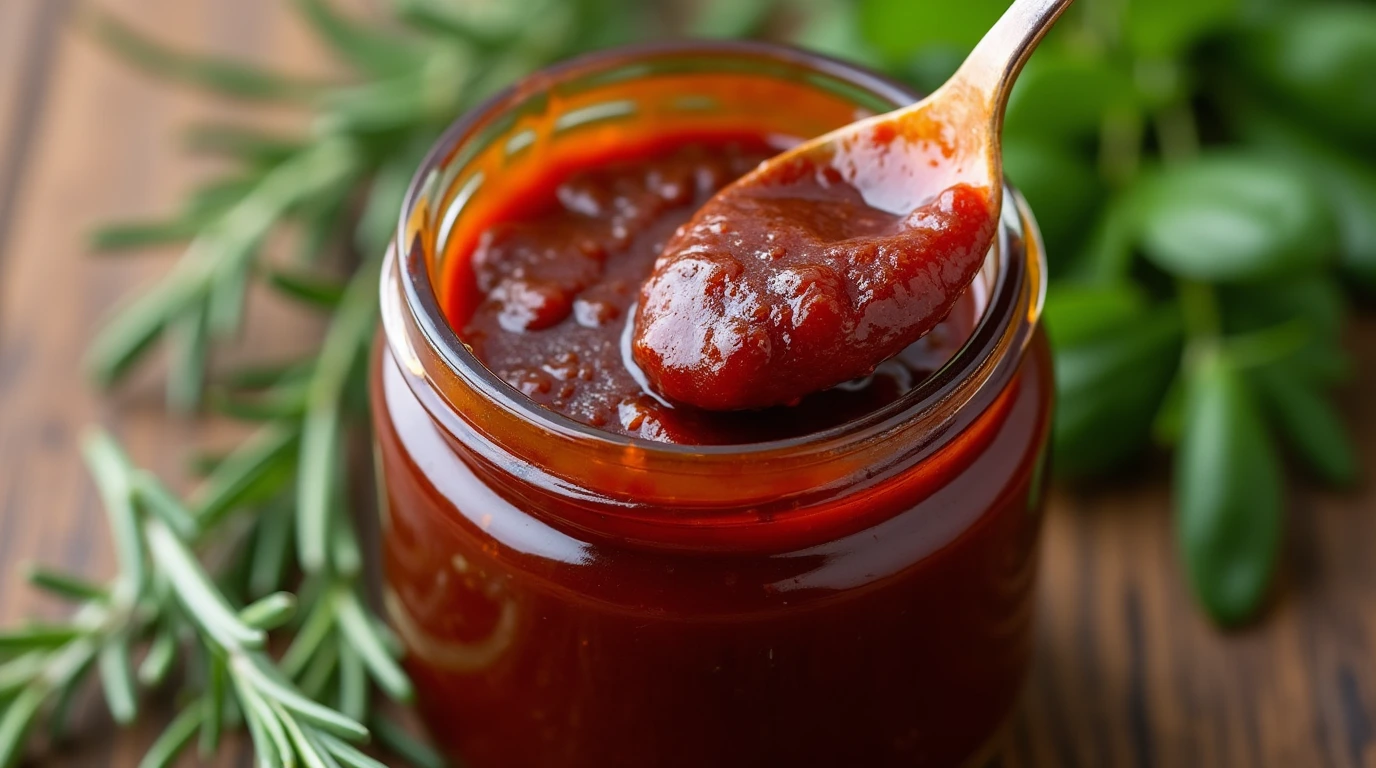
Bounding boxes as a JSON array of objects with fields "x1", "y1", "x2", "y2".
[{"x1": 378, "y1": 42, "x2": 1046, "y2": 514}]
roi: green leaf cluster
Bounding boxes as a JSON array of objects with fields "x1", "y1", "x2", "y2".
[{"x1": 852, "y1": 0, "x2": 1372, "y2": 624}]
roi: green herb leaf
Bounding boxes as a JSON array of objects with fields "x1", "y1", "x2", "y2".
[
  {"x1": 297, "y1": 639, "x2": 342, "y2": 702},
  {"x1": 85, "y1": 10, "x2": 324, "y2": 101},
  {"x1": 201, "y1": 658, "x2": 226, "y2": 757},
  {"x1": 336, "y1": 643, "x2": 368, "y2": 723},
  {"x1": 25, "y1": 567, "x2": 107, "y2": 603},
  {"x1": 393, "y1": 0, "x2": 511, "y2": 48},
  {"x1": 0, "y1": 686, "x2": 44, "y2": 768},
  {"x1": 167, "y1": 305, "x2": 210, "y2": 413},
  {"x1": 282, "y1": 601, "x2": 338, "y2": 681},
  {"x1": 138, "y1": 703, "x2": 204, "y2": 768},
  {"x1": 237, "y1": 656, "x2": 369, "y2": 741},
  {"x1": 80, "y1": 431, "x2": 146, "y2": 599},
  {"x1": 332, "y1": 589, "x2": 412, "y2": 702},
  {"x1": 292, "y1": 0, "x2": 427, "y2": 76},
  {"x1": 98, "y1": 632, "x2": 138, "y2": 724},
  {"x1": 1135, "y1": 153, "x2": 1334, "y2": 281},
  {"x1": 133, "y1": 472, "x2": 201, "y2": 540},
  {"x1": 0, "y1": 625, "x2": 86, "y2": 651},
  {"x1": 234, "y1": 678, "x2": 295, "y2": 768},
  {"x1": 249, "y1": 503, "x2": 296, "y2": 599},
  {"x1": 1053, "y1": 304, "x2": 1183, "y2": 478},
  {"x1": 369, "y1": 715, "x2": 447, "y2": 768},
  {"x1": 320, "y1": 732, "x2": 389, "y2": 768},
  {"x1": 91, "y1": 219, "x2": 203, "y2": 252},
  {"x1": 183, "y1": 124, "x2": 304, "y2": 167},
  {"x1": 1239, "y1": 3, "x2": 1376, "y2": 141},
  {"x1": 191, "y1": 423, "x2": 300, "y2": 528},
  {"x1": 1220, "y1": 276, "x2": 1350, "y2": 384},
  {"x1": 86, "y1": 264, "x2": 208, "y2": 388},
  {"x1": 145, "y1": 522, "x2": 266, "y2": 652},
  {"x1": 268, "y1": 269, "x2": 348, "y2": 308},
  {"x1": 298, "y1": 267, "x2": 379, "y2": 573},
  {"x1": 240, "y1": 593, "x2": 299, "y2": 631},
  {"x1": 1232, "y1": 101, "x2": 1376, "y2": 289},
  {"x1": 1253, "y1": 366, "x2": 1357, "y2": 486},
  {"x1": 1176, "y1": 350, "x2": 1283, "y2": 625},
  {"x1": 183, "y1": 177, "x2": 260, "y2": 220},
  {"x1": 138, "y1": 627, "x2": 178, "y2": 688}
]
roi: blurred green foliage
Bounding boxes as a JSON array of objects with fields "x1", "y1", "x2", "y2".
[
  {"x1": 83, "y1": 0, "x2": 1375, "y2": 643},
  {"x1": 855, "y1": 0, "x2": 1373, "y2": 626}
]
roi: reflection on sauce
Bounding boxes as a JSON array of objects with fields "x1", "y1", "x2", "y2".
[
  {"x1": 633, "y1": 127, "x2": 996, "y2": 410},
  {"x1": 450, "y1": 137, "x2": 979, "y2": 443}
]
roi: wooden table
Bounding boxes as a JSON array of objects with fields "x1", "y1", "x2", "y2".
[{"x1": 2, "y1": 2, "x2": 1373, "y2": 766}]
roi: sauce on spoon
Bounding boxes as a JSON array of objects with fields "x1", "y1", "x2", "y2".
[{"x1": 633, "y1": 0, "x2": 1070, "y2": 410}]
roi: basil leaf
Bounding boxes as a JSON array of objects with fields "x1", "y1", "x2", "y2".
[
  {"x1": 1221, "y1": 275, "x2": 1345, "y2": 336},
  {"x1": 1176, "y1": 351, "x2": 1282, "y2": 625},
  {"x1": 1233, "y1": 104, "x2": 1376, "y2": 289},
  {"x1": 1135, "y1": 153, "x2": 1334, "y2": 281},
  {"x1": 1053, "y1": 305, "x2": 1183, "y2": 478},
  {"x1": 1240, "y1": 3, "x2": 1376, "y2": 141},
  {"x1": 1252, "y1": 366, "x2": 1357, "y2": 486},
  {"x1": 1220, "y1": 276, "x2": 1350, "y2": 383}
]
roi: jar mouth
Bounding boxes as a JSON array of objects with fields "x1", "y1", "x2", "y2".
[{"x1": 386, "y1": 40, "x2": 1045, "y2": 461}]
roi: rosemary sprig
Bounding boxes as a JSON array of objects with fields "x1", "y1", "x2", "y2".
[{"x1": 3, "y1": 0, "x2": 696, "y2": 765}]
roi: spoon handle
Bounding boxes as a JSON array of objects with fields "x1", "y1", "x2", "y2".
[{"x1": 951, "y1": 0, "x2": 1075, "y2": 125}]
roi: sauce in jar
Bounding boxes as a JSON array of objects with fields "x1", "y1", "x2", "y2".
[
  {"x1": 374, "y1": 42, "x2": 1052, "y2": 768},
  {"x1": 452, "y1": 136, "x2": 979, "y2": 443}
]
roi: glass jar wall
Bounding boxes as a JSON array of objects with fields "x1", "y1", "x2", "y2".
[{"x1": 372, "y1": 42, "x2": 1052, "y2": 768}]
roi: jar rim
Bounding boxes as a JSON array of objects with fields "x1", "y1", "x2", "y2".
[{"x1": 385, "y1": 40, "x2": 1045, "y2": 464}]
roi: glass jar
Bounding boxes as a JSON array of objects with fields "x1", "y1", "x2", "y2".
[{"x1": 373, "y1": 41, "x2": 1052, "y2": 768}]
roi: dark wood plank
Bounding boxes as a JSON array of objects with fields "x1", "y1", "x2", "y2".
[
  {"x1": 0, "y1": 2, "x2": 1373, "y2": 767},
  {"x1": 0, "y1": 0, "x2": 68, "y2": 270},
  {"x1": 1000, "y1": 318, "x2": 1376, "y2": 768}
]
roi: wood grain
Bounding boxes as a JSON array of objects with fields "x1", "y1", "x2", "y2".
[{"x1": 0, "y1": 2, "x2": 1373, "y2": 767}]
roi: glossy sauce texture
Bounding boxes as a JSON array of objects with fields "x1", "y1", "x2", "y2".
[
  {"x1": 374, "y1": 331, "x2": 1052, "y2": 768},
  {"x1": 633, "y1": 127, "x2": 996, "y2": 410},
  {"x1": 380, "y1": 47, "x2": 1051, "y2": 768},
  {"x1": 453, "y1": 138, "x2": 977, "y2": 444}
]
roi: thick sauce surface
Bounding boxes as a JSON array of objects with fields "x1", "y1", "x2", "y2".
[
  {"x1": 632, "y1": 130, "x2": 996, "y2": 410},
  {"x1": 451, "y1": 136, "x2": 977, "y2": 444}
]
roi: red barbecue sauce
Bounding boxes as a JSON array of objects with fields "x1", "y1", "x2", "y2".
[
  {"x1": 448, "y1": 136, "x2": 982, "y2": 442},
  {"x1": 376, "y1": 50, "x2": 1050, "y2": 768},
  {"x1": 633, "y1": 138, "x2": 995, "y2": 411}
]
